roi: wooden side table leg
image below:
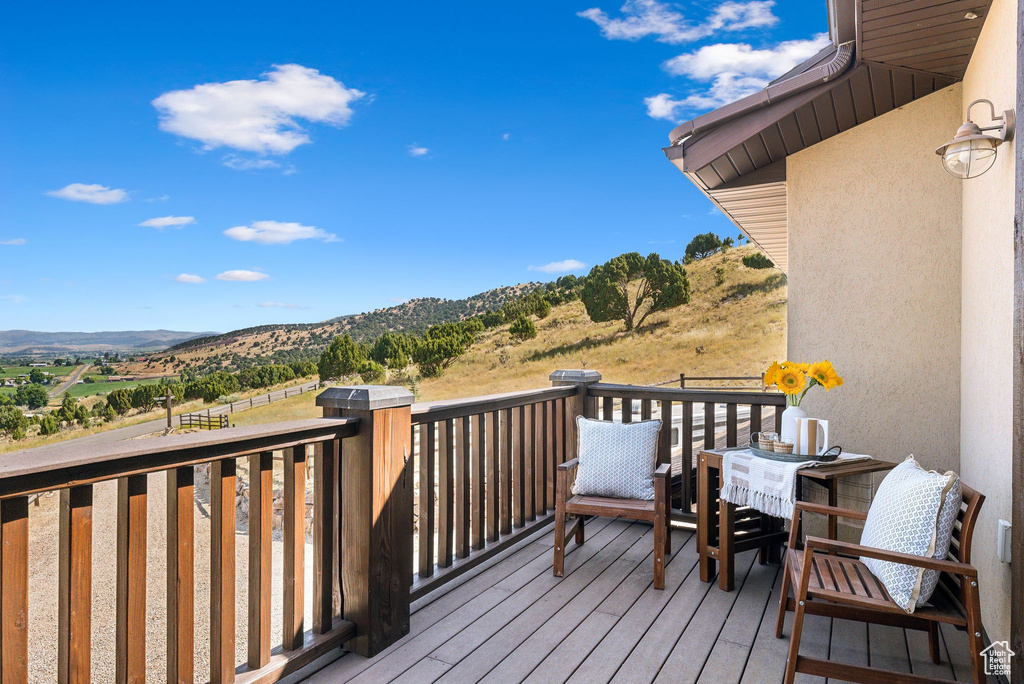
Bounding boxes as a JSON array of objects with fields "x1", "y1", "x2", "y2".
[
  {"x1": 719, "y1": 498, "x2": 736, "y2": 591},
  {"x1": 697, "y1": 454, "x2": 715, "y2": 583}
]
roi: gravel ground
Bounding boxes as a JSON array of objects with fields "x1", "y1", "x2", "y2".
[{"x1": 26, "y1": 458, "x2": 321, "y2": 683}]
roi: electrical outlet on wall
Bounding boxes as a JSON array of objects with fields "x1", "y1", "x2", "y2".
[{"x1": 997, "y1": 519, "x2": 1012, "y2": 563}]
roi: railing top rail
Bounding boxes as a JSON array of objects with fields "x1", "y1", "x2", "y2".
[
  {"x1": 412, "y1": 385, "x2": 576, "y2": 424},
  {"x1": 0, "y1": 417, "x2": 359, "y2": 499},
  {"x1": 588, "y1": 382, "x2": 786, "y2": 405}
]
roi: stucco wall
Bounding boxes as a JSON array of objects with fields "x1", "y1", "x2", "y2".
[
  {"x1": 959, "y1": 0, "x2": 1016, "y2": 645},
  {"x1": 788, "y1": 85, "x2": 963, "y2": 475}
]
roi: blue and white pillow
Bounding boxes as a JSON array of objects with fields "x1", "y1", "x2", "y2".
[
  {"x1": 572, "y1": 416, "x2": 662, "y2": 500},
  {"x1": 859, "y1": 456, "x2": 961, "y2": 613}
]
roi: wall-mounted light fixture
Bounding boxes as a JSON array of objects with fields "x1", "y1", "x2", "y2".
[{"x1": 936, "y1": 99, "x2": 1015, "y2": 179}]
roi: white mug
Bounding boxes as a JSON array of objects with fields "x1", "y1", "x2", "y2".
[{"x1": 794, "y1": 417, "x2": 829, "y2": 456}]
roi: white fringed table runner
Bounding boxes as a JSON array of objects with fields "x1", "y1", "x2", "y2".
[{"x1": 720, "y1": 449, "x2": 872, "y2": 520}]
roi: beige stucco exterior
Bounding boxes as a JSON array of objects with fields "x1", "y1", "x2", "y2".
[
  {"x1": 959, "y1": 0, "x2": 1016, "y2": 647},
  {"x1": 788, "y1": 84, "x2": 963, "y2": 474},
  {"x1": 787, "y1": 0, "x2": 1016, "y2": 643}
]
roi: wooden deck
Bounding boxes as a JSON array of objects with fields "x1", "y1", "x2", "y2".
[{"x1": 305, "y1": 518, "x2": 985, "y2": 684}]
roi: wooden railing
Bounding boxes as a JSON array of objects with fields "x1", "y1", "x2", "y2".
[
  {"x1": 0, "y1": 418, "x2": 358, "y2": 683},
  {"x1": 0, "y1": 369, "x2": 786, "y2": 682},
  {"x1": 408, "y1": 384, "x2": 579, "y2": 600},
  {"x1": 179, "y1": 412, "x2": 230, "y2": 429},
  {"x1": 585, "y1": 383, "x2": 786, "y2": 523}
]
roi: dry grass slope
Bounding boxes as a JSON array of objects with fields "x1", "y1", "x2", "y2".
[{"x1": 229, "y1": 245, "x2": 786, "y2": 426}]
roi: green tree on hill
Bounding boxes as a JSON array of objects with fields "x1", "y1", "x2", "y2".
[
  {"x1": 14, "y1": 383, "x2": 48, "y2": 410},
  {"x1": 580, "y1": 252, "x2": 690, "y2": 332},
  {"x1": 29, "y1": 368, "x2": 46, "y2": 384},
  {"x1": 742, "y1": 252, "x2": 775, "y2": 269},
  {"x1": 412, "y1": 322, "x2": 478, "y2": 378},
  {"x1": 509, "y1": 315, "x2": 537, "y2": 341},
  {"x1": 107, "y1": 388, "x2": 134, "y2": 415},
  {"x1": 0, "y1": 406, "x2": 28, "y2": 440},
  {"x1": 685, "y1": 232, "x2": 722, "y2": 261},
  {"x1": 359, "y1": 360, "x2": 386, "y2": 384},
  {"x1": 370, "y1": 332, "x2": 416, "y2": 369},
  {"x1": 39, "y1": 413, "x2": 59, "y2": 436},
  {"x1": 318, "y1": 334, "x2": 365, "y2": 380}
]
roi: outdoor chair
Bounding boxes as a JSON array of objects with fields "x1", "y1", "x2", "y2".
[
  {"x1": 553, "y1": 440, "x2": 671, "y2": 589},
  {"x1": 776, "y1": 484, "x2": 986, "y2": 684}
]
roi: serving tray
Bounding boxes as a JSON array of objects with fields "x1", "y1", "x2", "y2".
[{"x1": 747, "y1": 435, "x2": 842, "y2": 463}]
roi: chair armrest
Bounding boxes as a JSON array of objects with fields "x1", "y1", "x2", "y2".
[
  {"x1": 804, "y1": 536, "x2": 977, "y2": 577},
  {"x1": 557, "y1": 458, "x2": 579, "y2": 473},
  {"x1": 654, "y1": 463, "x2": 671, "y2": 479},
  {"x1": 794, "y1": 501, "x2": 868, "y2": 521}
]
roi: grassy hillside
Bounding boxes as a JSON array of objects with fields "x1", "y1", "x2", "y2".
[
  {"x1": 229, "y1": 245, "x2": 786, "y2": 426},
  {"x1": 122, "y1": 283, "x2": 542, "y2": 378}
]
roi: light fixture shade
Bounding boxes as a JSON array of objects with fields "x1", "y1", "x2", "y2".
[{"x1": 939, "y1": 136, "x2": 998, "y2": 179}]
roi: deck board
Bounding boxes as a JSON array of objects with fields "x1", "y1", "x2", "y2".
[{"x1": 308, "y1": 519, "x2": 978, "y2": 684}]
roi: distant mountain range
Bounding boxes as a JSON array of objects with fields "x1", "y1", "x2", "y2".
[{"x1": 0, "y1": 329, "x2": 218, "y2": 355}]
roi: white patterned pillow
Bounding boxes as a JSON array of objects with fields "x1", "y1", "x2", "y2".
[
  {"x1": 859, "y1": 456, "x2": 961, "y2": 613},
  {"x1": 572, "y1": 417, "x2": 661, "y2": 500}
]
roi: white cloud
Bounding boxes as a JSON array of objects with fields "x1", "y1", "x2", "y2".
[
  {"x1": 174, "y1": 273, "x2": 205, "y2": 283},
  {"x1": 0, "y1": 238, "x2": 26, "y2": 246},
  {"x1": 501, "y1": 133, "x2": 511, "y2": 141},
  {"x1": 153, "y1": 64, "x2": 366, "y2": 155},
  {"x1": 139, "y1": 215, "x2": 195, "y2": 229},
  {"x1": 579, "y1": 0, "x2": 777, "y2": 44},
  {"x1": 216, "y1": 269, "x2": 270, "y2": 282},
  {"x1": 223, "y1": 220, "x2": 339, "y2": 245},
  {"x1": 528, "y1": 259, "x2": 587, "y2": 274},
  {"x1": 407, "y1": 144, "x2": 429, "y2": 157},
  {"x1": 258, "y1": 301, "x2": 309, "y2": 309},
  {"x1": 145, "y1": 194, "x2": 170, "y2": 202},
  {"x1": 47, "y1": 183, "x2": 128, "y2": 204},
  {"x1": 647, "y1": 33, "x2": 830, "y2": 118},
  {"x1": 222, "y1": 154, "x2": 281, "y2": 171}
]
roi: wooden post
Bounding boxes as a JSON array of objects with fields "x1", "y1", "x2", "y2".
[
  {"x1": 549, "y1": 370, "x2": 602, "y2": 461},
  {"x1": 680, "y1": 373, "x2": 686, "y2": 389},
  {"x1": 166, "y1": 389, "x2": 173, "y2": 430},
  {"x1": 317, "y1": 385, "x2": 414, "y2": 657}
]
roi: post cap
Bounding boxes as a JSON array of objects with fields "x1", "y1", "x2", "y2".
[
  {"x1": 549, "y1": 369, "x2": 602, "y2": 385},
  {"x1": 316, "y1": 385, "x2": 414, "y2": 411}
]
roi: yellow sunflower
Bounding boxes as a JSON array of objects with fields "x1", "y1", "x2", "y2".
[
  {"x1": 807, "y1": 360, "x2": 834, "y2": 386},
  {"x1": 775, "y1": 366, "x2": 807, "y2": 395},
  {"x1": 763, "y1": 361, "x2": 783, "y2": 386}
]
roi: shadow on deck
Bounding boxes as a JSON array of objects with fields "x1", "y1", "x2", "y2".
[{"x1": 303, "y1": 518, "x2": 982, "y2": 684}]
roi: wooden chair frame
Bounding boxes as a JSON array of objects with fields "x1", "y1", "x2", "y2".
[
  {"x1": 554, "y1": 458, "x2": 671, "y2": 588},
  {"x1": 776, "y1": 485, "x2": 986, "y2": 684}
]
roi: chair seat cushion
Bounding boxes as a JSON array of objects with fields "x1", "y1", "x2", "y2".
[
  {"x1": 571, "y1": 416, "x2": 661, "y2": 500},
  {"x1": 859, "y1": 456, "x2": 961, "y2": 613}
]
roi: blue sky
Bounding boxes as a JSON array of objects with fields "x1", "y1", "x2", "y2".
[{"x1": 0, "y1": 1, "x2": 826, "y2": 332}]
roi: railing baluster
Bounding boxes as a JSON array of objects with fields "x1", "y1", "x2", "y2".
[
  {"x1": 210, "y1": 458, "x2": 236, "y2": 683},
  {"x1": 248, "y1": 451, "x2": 273, "y2": 668},
  {"x1": 167, "y1": 466, "x2": 195, "y2": 682},
  {"x1": 283, "y1": 445, "x2": 306, "y2": 650},
  {"x1": 1, "y1": 496, "x2": 28, "y2": 683},
  {"x1": 557, "y1": 398, "x2": 568, "y2": 467},
  {"x1": 486, "y1": 411, "x2": 499, "y2": 543},
  {"x1": 438, "y1": 419, "x2": 454, "y2": 567},
  {"x1": 641, "y1": 399, "x2": 652, "y2": 421},
  {"x1": 682, "y1": 401, "x2": 694, "y2": 512},
  {"x1": 602, "y1": 396, "x2": 613, "y2": 421},
  {"x1": 703, "y1": 402, "x2": 715, "y2": 449},
  {"x1": 500, "y1": 408, "x2": 513, "y2": 535},
  {"x1": 471, "y1": 414, "x2": 485, "y2": 550},
  {"x1": 524, "y1": 405, "x2": 535, "y2": 521},
  {"x1": 456, "y1": 417, "x2": 471, "y2": 559},
  {"x1": 513, "y1": 406, "x2": 525, "y2": 527},
  {"x1": 775, "y1": 404, "x2": 784, "y2": 433},
  {"x1": 545, "y1": 401, "x2": 555, "y2": 509},
  {"x1": 622, "y1": 397, "x2": 633, "y2": 423},
  {"x1": 313, "y1": 441, "x2": 335, "y2": 633},
  {"x1": 750, "y1": 403, "x2": 762, "y2": 440},
  {"x1": 534, "y1": 402, "x2": 545, "y2": 514},
  {"x1": 418, "y1": 423, "x2": 436, "y2": 577},
  {"x1": 116, "y1": 475, "x2": 147, "y2": 682},
  {"x1": 58, "y1": 485, "x2": 92, "y2": 684},
  {"x1": 726, "y1": 403, "x2": 738, "y2": 447},
  {"x1": 658, "y1": 400, "x2": 672, "y2": 465}
]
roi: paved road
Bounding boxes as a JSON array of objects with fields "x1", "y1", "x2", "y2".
[{"x1": 47, "y1": 364, "x2": 90, "y2": 398}]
